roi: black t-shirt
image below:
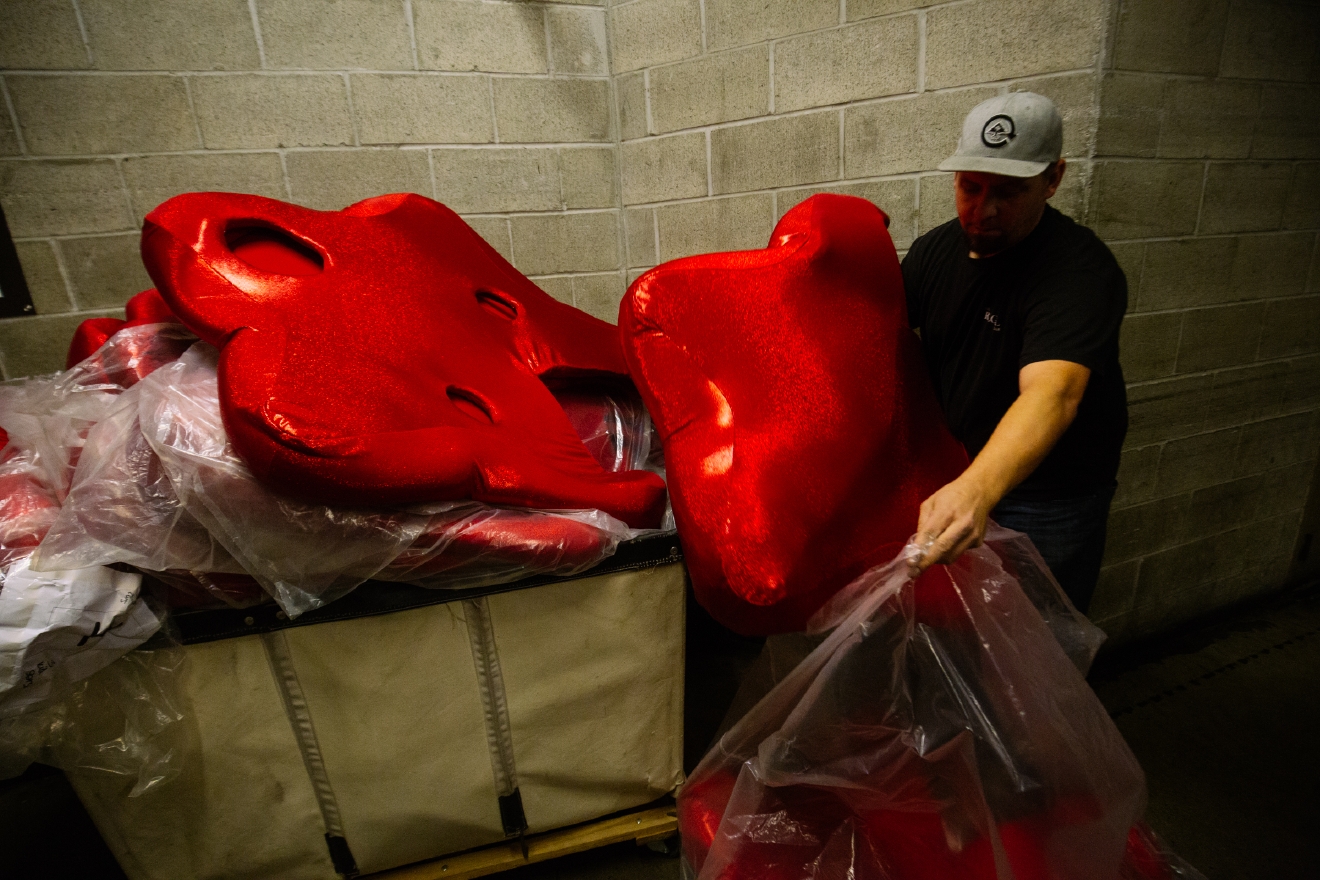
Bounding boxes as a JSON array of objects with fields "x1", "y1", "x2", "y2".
[{"x1": 902, "y1": 206, "x2": 1128, "y2": 499}]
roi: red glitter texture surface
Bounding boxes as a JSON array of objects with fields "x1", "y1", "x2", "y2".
[
  {"x1": 140, "y1": 192, "x2": 666, "y2": 528},
  {"x1": 620, "y1": 194, "x2": 968, "y2": 634}
]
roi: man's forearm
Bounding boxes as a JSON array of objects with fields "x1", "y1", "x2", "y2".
[{"x1": 912, "y1": 359, "x2": 1090, "y2": 571}]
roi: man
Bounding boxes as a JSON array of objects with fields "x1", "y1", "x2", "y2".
[{"x1": 903, "y1": 92, "x2": 1127, "y2": 614}]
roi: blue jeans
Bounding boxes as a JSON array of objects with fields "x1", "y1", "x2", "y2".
[{"x1": 991, "y1": 484, "x2": 1116, "y2": 615}]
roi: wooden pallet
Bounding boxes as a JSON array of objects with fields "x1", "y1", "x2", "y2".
[{"x1": 366, "y1": 804, "x2": 679, "y2": 880}]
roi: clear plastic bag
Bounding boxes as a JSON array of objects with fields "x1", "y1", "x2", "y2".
[
  {"x1": 679, "y1": 532, "x2": 1200, "y2": 880},
  {"x1": 0, "y1": 439, "x2": 61, "y2": 568},
  {"x1": 0, "y1": 644, "x2": 192, "y2": 795},
  {"x1": 40, "y1": 344, "x2": 638, "y2": 616}
]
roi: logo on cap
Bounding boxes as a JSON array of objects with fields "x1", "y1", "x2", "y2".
[{"x1": 981, "y1": 115, "x2": 1016, "y2": 148}]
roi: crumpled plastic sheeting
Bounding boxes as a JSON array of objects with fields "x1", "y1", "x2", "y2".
[
  {"x1": 679, "y1": 532, "x2": 1203, "y2": 880},
  {"x1": 0, "y1": 645, "x2": 191, "y2": 796},
  {"x1": 0, "y1": 440, "x2": 61, "y2": 568},
  {"x1": 0, "y1": 560, "x2": 161, "y2": 718},
  {"x1": 37, "y1": 345, "x2": 641, "y2": 617}
]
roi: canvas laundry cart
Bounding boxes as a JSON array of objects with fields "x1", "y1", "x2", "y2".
[{"x1": 65, "y1": 534, "x2": 687, "y2": 880}]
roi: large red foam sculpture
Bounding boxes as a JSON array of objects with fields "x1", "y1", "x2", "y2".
[
  {"x1": 620, "y1": 194, "x2": 968, "y2": 634},
  {"x1": 141, "y1": 192, "x2": 666, "y2": 529}
]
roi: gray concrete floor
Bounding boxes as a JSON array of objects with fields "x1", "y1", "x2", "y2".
[{"x1": 3, "y1": 584, "x2": 1318, "y2": 879}]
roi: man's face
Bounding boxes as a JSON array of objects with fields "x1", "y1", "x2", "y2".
[{"x1": 954, "y1": 162, "x2": 1064, "y2": 257}]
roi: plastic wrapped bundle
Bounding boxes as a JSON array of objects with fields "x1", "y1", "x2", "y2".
[
  {"x1": 36, "y1": 345, "x2": 646, "y2": 617},
  {"x1": 679, "y1": 530, "x2": 1203, "y2": 880}
]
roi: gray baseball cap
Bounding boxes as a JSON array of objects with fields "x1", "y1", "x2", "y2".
[{"x1": 938, "y1": 92, "x2": 1063, "y2": 177}]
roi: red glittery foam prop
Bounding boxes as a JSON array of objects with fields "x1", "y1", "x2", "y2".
[
  {"x1": 66, "y1": 287, "x2": 183, "y2": 370},
  {"x1": 141, "y1": 192, "x2": 665, "y2": 528},
  {"x1": 620, "y1": 194, "x2": 968, "y2": 634}
]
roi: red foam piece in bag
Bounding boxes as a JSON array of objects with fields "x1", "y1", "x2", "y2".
[
  {"x1": 141, "y1": 192, "x2": 666, "y2": 528},
  {"x1": 620, "y1": 194, "x2": 968, "y2": 634},
  {"x1": 66, "y1": 288, "x2": 183, "y2": 371}
]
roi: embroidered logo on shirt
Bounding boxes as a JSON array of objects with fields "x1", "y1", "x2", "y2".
[
  {"x1": 983, "y1": 310, "x2": 1002, "y2": 331},
  {"x1": 981, "y1": 115, "x2": 1016, "y2": 147}
]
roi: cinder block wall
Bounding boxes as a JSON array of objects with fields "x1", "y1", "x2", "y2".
[
  {"x1": 1087, "y1": 0, "x2": 1320, "y2": 642},
  {"x1": 611, "y1": 0, "x2": 1106, "y2": 281},
  {"x1": 0, "y1": 0, "x2": 621, "y2": 376}
]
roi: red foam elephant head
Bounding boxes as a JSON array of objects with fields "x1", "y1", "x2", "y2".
[
  {"x1": 620, "y1": 194, "x2": 968, "y2": 634},
  {"x1": 141, "y1": 192, "x2": 666, "y2": 529}
]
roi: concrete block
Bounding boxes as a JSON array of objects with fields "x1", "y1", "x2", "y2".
[
  {"x1": 0, "y1": 311, "x2": 113, "y2": 379},
  {"x1": 1102, "y1": 493, "x2": 1193, "y2": 564},
  {"x1": 1189, "y1": 463, "x2": 1314, "y2": 537},
  {"x1": 1312, "y1": 235, "x2": 1320, "y2": 293},
  {"x1": 774, "y1": 16, "x2": 918, "y2": 113},
  {"x1": 432, "y1": 147, "x2": 560, "y2": 213},
  {"x1": 531, "y1": 275, "x2": 575, "y2": 306},
  {"x1": 924, "y1": 0, "x2": 1105, "y2": 90},
  {"x1": 7, "y1": 75, "x2": 198, "y2": 157},
  {"x1": 13, "y1": 240, "x2": 72, "y2": 315},
  {"x1": 122, "y1": 152, "x2": 286, "y2": 220},
  {"x1": 847, "y1": 0, "x2": 928, "y2": 21},
  {"x1": 616, "y1": 71, "x2": 648, "y2": 141},
  {"x1": 0, "y1": 109, "x2": 18, "y2": 157},
  {"x1": 1175, "y1": 302, "x2": 1265, "y2": 374},
  {"x1": 1157, "y1": 80, "x2": 1259, "y2": 160},
  {"x1": 1199, "y1": 162, "x2": 1291, "y2": 235},
  {"x1": 192, "y1": 74, "x2": 354, "y2": 149},
  {"x1": 1050, "y1": 163, "x2": 1087, "y2": 222},
  {"x1": 548, "y1": 6, "x2": 608, "y2": 76},
  {"x1": 560, "y1": 146, "x2": 617, "y2": 209},
  {"x1": 256, "y1": 0, "x2": 413, "y2": 70},
  {"x1": 572, "y1": 272, "x2": 627, "y2": 322},
  {"x1": 1220, "y1": 0, "x2": 1319, "y2": 82},
  {"x1": 776, "y1": 178, "x2": 917, "y2": 250},
  {"x1": 1011, "y1": 73, "x2": 1098, "y2": 160},
  {"x1": 284, "y1": 149, "x2": 432, "y2": 211},
  {"x1": 1283, "y1": 164, "x2": 1320, "y2": 230},
  {"x1": 509, "y1": 211, "x2": 620, "y2": 275},
  {"x1": 1258, "y1": 294, "x2": 1320, "y2": 361},
  {"x1": 608, "y1": 0, "x2": 702, "y2": 73},
  {"x1": 1119, "y1": 311, "x2": 1180, "y2": 383},
  {"x1": 1124, "y1": 373, "x2": 1216, "y2": 446},
  {"x1": 80, "y1": 0, "x2": 258, "y2": 71},
  {"x1": 352, "y1": 74, "x2": 493, "y2": 145},
  {"x1": 1237, "y1": 412, "x2": 1320, "y2": 477},
  {"x1": 621, "y1": 132, "x2": 707, "y2": 205},
  {"x1": 1112, "y1": 444, "x2": 1161, "y2": 510},
  {"x1": 1282, "y1": 353, "x2": 1320, "y2": 415},
  {"x1": 1089, "y1": 160, "x2": 1203, "y2": 241},
  {"x1": 0, "y1": 0, "x2": 90, "y2": 70},
  {"x1": 1253, "y1": 86, "x2": 1320, "y2": 160},
  {"x1": 655, "y1": 194, "x2": 773, "y2": 261},
  {"x1": 464, "y1": 216, "x2": 512, "y2": 261},
  {"x1": 916, "y1": 172, "x2": 956, "y2": 236},
  {"x1": 845, "y1": 88, "x2": 998, "y2": 178},
  {"x1": 1108, "y1": 241, "x2": 1144, "y2": 302},
  {"x1": 1096, "y1": 73, "x2": 1164, "y2": 159},
  {"x1": 648, "y1": 45, "x2": 769, "y2": 134},
  {"x1": 704, "y1": 0, "x2": 837, "y2": 52},
  {"x1": 1111, "y1": 0, "x2": 1229, "y2": 75},
  {"x1": 0, "y1": 159, "x2": 134, "y2": 237},
  {"x1": 493, "y1": 78, "x2": 611, "y2": 144},
  {"x1": 627, "y1": 267, "x2": 648, "y2": 287},
  {"x1": 711, "y1": 111, "x2": 838, "y2": 195},
  {"x1": 413, "y1": 0, "x2": 546, "y2": 74},
  {"x1": 1231, "y1": 233, "x2": 1314, "y2": 299},
  {"x1": 58, "y1": 232, "x2": 154, "y2": 310},
  {"x1": 1088, "y1": 558, "x2": 1140, "y2": 627},
  {"x1": 624, "y1": 207, "x2": 656, "y2": 268},
  {"x1": 1205, "y1": 360, "x2": 1290, "y2": 431}
]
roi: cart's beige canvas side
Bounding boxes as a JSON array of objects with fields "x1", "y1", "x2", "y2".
[{"x1": 66, "y1": 560, "x2": 686, "y2": 880}]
